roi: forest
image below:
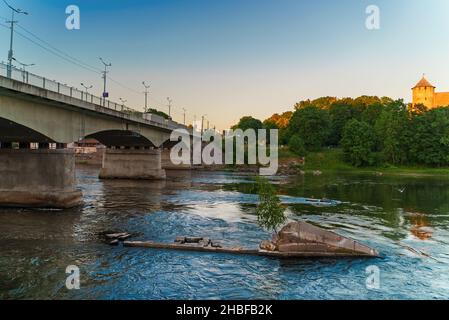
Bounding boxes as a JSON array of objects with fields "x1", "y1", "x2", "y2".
[{"x1": 232, "y1": 96, "x2": 449, "y2": 167}]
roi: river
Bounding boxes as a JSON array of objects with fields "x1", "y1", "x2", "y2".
[{"x1": 1, "y1": 166, "x2": 448, "y2": 299}]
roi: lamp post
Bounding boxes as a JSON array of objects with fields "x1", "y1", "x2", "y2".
[
  {"x1": 119, "y1": 98, "x2": 127, "y2": 112},
  {"x1": 142, "y1": 81, "x2": 150, "y2": 113},
  {"x1": 99, "y1": 57, "x2": 111, "y2": 106},
  {"x1": 4, "y1": 0, "x2": 28, "y2": 79},
  {"x1": 166, "y1": 97, "x2": 172, "y2": 118},
  {"x1": 12, "y1": 57, "x2": 34, "y2": 82},
  {"x1": 201, "y1": 114, "x2": 207, "y2": 134},
  {"x1": 182, "y1": 108, "x2": 187, "y2": 125},
  {"x1": 80, "y1": 83, "x2": 93, "y2": 94}
]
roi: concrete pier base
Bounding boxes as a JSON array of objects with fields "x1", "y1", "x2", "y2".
[
  {"x1": 161, "y1": 149, "x2": 192, "y2": 170},
  {"x1": 99, "y1": 148, "x2": 166, "y2": 180},
  {"x1": 0, "y1": 149, "x2": 82, "y2": 208}
]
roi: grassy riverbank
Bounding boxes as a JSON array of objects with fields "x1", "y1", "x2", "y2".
[{"x1": 280, "y1": 148, "x2": 449, "y2": 177}]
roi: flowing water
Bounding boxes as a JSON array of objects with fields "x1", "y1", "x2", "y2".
[{"x1": 1, "y1": 166, "x2": 449, "y2": 299}]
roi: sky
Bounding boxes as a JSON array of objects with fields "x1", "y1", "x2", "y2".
[{"x1": 1, "y1": 0, "x2": 449, "y2": 130}]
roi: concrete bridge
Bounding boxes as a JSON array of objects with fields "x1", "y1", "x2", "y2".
[{"x1": 0, "y1": 68, "x2": 191, "y2": 209}]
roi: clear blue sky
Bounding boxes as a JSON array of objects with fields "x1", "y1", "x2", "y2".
[{"x1": 1, "y1": 0, "x2": 449, "y2": 129}]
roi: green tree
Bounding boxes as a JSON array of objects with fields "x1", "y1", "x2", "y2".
[
  {"x1": 255, "y1": 177, "x2": 286, "y2": 232},
  {"x1": 374, "y1": 100, "x2": 410, "y2": 165},
  {"x1": 295, "y1": 97, "x2": 337, "y2": 110},
  {"x1": 288, "y1": 105, "x2": 330, "y2": 151},
  {"x1": 341, "y1": 119, "x2": 378, "y2": 167},
  {"x1": 263, "y1": 112, "x2": 293, "y2": 145},
  {"x1": 409, "y1": 107, "x2": 449, "y2": 166},
  {"x1": 328, "y1": 101, "x2": 355, "y2": 145},
  {"x1": 232, "y1": 116, "x2": 263, "y2": 131},
  {"x1": 288, "y1": 135, "x2": 306, "y2": 157},
  {"x1": 361, "y1": 103, "x2": 383, "y2": 125}
]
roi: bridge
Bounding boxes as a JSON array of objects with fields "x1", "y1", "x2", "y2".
[{"x1": 0, "y1": 64, "x2": 191, "y2": 208}]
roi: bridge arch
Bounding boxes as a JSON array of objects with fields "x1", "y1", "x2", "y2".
[
  {"x1": 85, "y1": 130, "x2": 157, "y2": 148},
  {"x1": 0, "y1": 117, "x2": 55, "y2": 143}
]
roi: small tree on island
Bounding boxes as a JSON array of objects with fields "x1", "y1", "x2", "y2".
[{"x1": 255, "y1": 176, "x2": 286, "y2": 233}]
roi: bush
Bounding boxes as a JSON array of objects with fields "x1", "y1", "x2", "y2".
[
  {"x1": 255, "y1": 177, "x2": 286, "y2": 232},
  {"x1": 288, "y1": 135, "x2": 306, "y2": 157}
]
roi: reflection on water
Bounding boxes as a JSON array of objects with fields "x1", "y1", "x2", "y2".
[
  {"x1": 409, "y1": 214, "x2": 433, "y2": 241},
  {"x1": 0, "y1": 168, "x2": 449, "y2": 299}
]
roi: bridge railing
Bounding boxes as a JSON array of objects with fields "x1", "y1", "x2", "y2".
[{"x1": 0, "y1": 62, "x2": 184, "y2": 129}]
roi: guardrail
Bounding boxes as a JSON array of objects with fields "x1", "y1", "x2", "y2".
[{"x1": 0, "y1": 63, "x2": 184, "y2": 131}]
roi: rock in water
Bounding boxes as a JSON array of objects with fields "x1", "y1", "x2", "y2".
[
  {"x1": 274, "y1": 221, "x2": 378, "y2": 256},
  {"x1": 259, "y1": 240, "x2": 277, "y2": 252}
]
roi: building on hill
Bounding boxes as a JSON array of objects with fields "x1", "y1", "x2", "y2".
[{"x1": 412, "y1": 76, "x2": 449, "y2": 109}]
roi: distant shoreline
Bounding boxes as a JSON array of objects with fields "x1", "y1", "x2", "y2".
[{"x1": 282, "y1": 148, "x2": 449, "y2": 178}]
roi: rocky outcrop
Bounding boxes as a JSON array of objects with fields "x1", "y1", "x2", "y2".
[{"x1": 259, "y1": 221, "x2": 378, "y2": 257}]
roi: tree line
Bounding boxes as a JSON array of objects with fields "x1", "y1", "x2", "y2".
[{"x1": 232, "y1": 96, "x2": 449, "y2": 167}]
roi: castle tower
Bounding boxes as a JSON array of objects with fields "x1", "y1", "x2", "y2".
[{"x1": 412, "y1": 76, "x2": 435, "y2": 109}]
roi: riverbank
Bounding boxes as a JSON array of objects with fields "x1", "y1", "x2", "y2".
[
  {"x1": 289, "y1": 149, "x2": 449, "y2": 177},
  {"x1": 222, "y1": 148, "x2": 449, "y2": 177}
]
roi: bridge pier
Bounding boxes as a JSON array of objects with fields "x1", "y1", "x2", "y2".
[
  {"x1": 0, "y1": 149, "x2": 82, "y2": 208},
  {"x1": 99, "y1": 148, "x2": 166, "y2": 180}
]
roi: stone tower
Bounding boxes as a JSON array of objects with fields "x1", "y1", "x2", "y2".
[{"x1": 412, "y1": 76, "x2": 435, "y2": 109}]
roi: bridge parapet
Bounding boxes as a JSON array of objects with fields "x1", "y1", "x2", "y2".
[{"x1": 0, "y1": 63, "x2": 187, "y2": 133}]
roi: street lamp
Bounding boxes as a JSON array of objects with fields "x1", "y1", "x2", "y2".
[
  {"x1": 166, "y1": 97, "x2": 172, "y2": 118},
  {"x1": 119, "y1": 98, "x2": 127, "y2": 111},
  {"x1": 201, "y1": 114, "x2": 207, "y2": 134},
  {"x1": 142, "y1": 81, "x2": 150, "y2": 113},
  {"x1": 99, "y1": 57, "x2": 111, "y2": 106},
  {"x1": 3, "y1": 0, "x2": 28, "y2": 79},
  {"x1": 182, "y1": 107, "x2": 187, "y2": 125},
  {"x1": 12, "y1": 57, "x2": 34, "y2": 82},
  {"x1": 80, "y1": 83, "x2": 93, "y2": 93}
]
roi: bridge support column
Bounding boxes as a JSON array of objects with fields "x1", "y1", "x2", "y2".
[
  {"x1": 161, "y1": 148, "x2": 192, "y2": 170},
  {"x1": 99, "y1": 148, "x2": 166, "y2": 180},
  {"x1": 0, "y1": 149, "x2": 82, "y2": 208}
]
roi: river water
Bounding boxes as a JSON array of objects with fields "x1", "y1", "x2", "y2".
[{"x1": 1, "y1": 167, "x2": 449, "y2": 299}]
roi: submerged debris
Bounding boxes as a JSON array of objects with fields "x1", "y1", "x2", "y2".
[
  {"x1": 175, "y1": 236, "x2": 220, "y2": 248},
  {"x1": 99, "y1": 231, "x2": 133, "y2": 245}
]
